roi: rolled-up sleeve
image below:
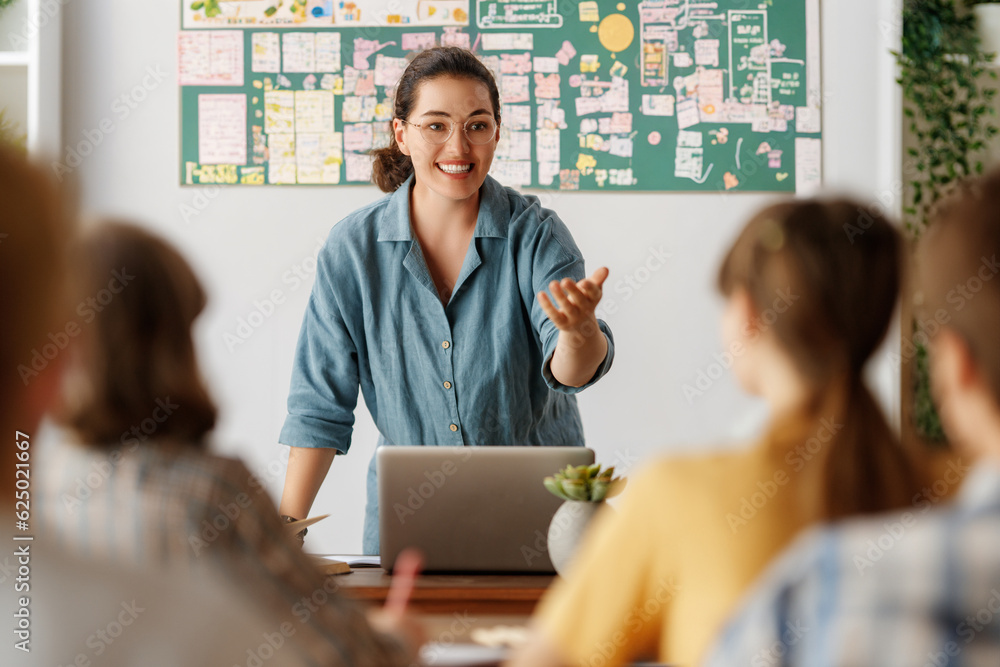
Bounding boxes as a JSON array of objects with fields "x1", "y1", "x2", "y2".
[
  {"x1": 524, "y1": 205, "x2": 615, "y2": 395},
  {"x1": 279, "y1": 242, "x2": 360, "y2": 453}
]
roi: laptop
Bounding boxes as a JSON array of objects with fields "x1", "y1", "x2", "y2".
[{"x1": 378, "y1": 446, "x2": 595, "y2": 573}]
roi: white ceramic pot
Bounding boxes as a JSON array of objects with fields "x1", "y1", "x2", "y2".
[
  {"x1": 975, "y1": 5, "x2": 1000, "y2": 61},
  {"x1": 546, "y1": 500, "x2": 604, "y2": 576}
]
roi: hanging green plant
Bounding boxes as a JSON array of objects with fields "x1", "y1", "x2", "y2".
[
  {"x1": 894, "y1": 0, "x2": 998, "y2": 443},
  {"x1": 0, "y1": 0, "x2": 18, "y2": 13}
]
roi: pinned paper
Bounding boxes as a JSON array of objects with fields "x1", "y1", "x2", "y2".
[
  {"x1": 355, "y1": 70, "x2": 376, "y2": 97},
  {"x1": 795, "y1": 137, "x2": 822, "y2": 194},
  {"x1": 575, "y1": 96, "x2": 601, "y2": 116},
  {"x1": 533, "y1": 57, "x2": 559, "y2": 73},
  {"x1": 198, "y1": 94, "x2": 247, "y2": 165},
  {"x1": 482, "y1": 33, "x2": 533, "y2": 50},
  {"x1": 490, "y1": 159, "x2": 532, "y2": 186},
  {"x1": 500, "y1": 75, "x2": 530, "y2": 103},
  {"x1": 675, "y1": 146, "x2": 703, "y2": 180},
  {"x1": 580, "y1": 55, "x2": 600, "y2": 73},
  {"x1": 316, "y1": 33, "x2": 342, "y2": 72},
  {"x1": 500, "y1": 52, "x2": 533, "y2": 75},
  {"x1": 264, "y1": 91, "x2": 295, "y2": 134},
  {"x1": 503, "y1": 104, "x2": 532, "y2": 131},
  {"x1": 251, "y1": 33, "x2": 281, "y2": 73},
  {"x1": 497, "y1": 130, "x2": 532, "y2": 160},
  {"x1": 695, "y1": 39, "x2": 720, "y2": 67},
  {"x1": 295, "y1": 91, "x2": 334, "y2": 134},
  {"x1": 302, "y1": 74, "x2": 317, "y2": 91},
  {"x1": 560, "y1": 169, "x2": 580, "y2": 190},
  {"x1": 267, "y1": 133, "x2": 296, "y2": 184},
  {"x1": 579, "y1": 1, "x2": 599, "y2": 22},
  {"x1": 537, "y1": 101, "x2": 567, "y2": 129},
  {"x1": 677, "y1": 130, "x2": 703, "y2": 148},
  {"x1": 402, "y1": 32, "x2": 436, "y2": 51},
  {"x1": 283, "y1": 33, "x2": 316, "y2": 73},
  {"x1": 609, "y1": 112, "x2": 632, "y2": 134},
  {"x1": 538, "y1": 161, "x2": 560, "y2": 186},
  {"x1": 723, "y1": 172, "x2": 739, "y2": 190},
  {"x1": 374, "y1": 55, "x2": 407, "y2": 90},
  {"x1": 673, "y1": 52, "x2": 693, "y2": 68},
  {"x1": 556, "y1": 40, "x2": 577, "y2": 66},
  {"x1": 342, "y1": 96, "x2": 377, "y2": 123},
  {"x1": 576, "y1": 153, "x2": 597, "y2": 174},
  {"x1": 676, "y1": 98, "x2": 700, "y2": 130},
  {"x1": 344, "y1": 123, "x2": 373, "y2": 152},
  {"x1": 441, "y1": 28, "x2": 471, "y2": 49},
  {"x1": 179, "y1": 31, "x2": 244, "y2": 86},
  {"x1": 641, "y1": 94, "x2": 675, "y2": 116},
  {"x1": 609, "y1": 136, "x2": 633, "y2": 158},
  {"x1": 600, "y1": 77, "x2": 629, "y2": 112},
  {"x1": 353, "y1": 38, "x2": 392, "y2": 69},
  {"x1": 345, "y1": 152, "x2": 373, "y2": 182},
  {"x1": 756, "y1": 142, "x2": 773, "y2": 155},
  {"x1": 536, "y1": 129, "x2": 560, "y2": 162},
  {"x1": 534, "y1": 73, "x2": 560, "y2": 99},
  {"x1": 296, "y1": 134, "x2": 342, "y2": 184}
]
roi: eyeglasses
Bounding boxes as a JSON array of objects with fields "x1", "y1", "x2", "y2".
[{"x1": 399, "y1": 117, "x2": 498, "y2": 146}]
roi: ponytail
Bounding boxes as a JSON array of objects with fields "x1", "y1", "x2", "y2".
[
  {"x1": 768, "y1": 371, "x2": 917, "y2": 521},
  {"x1": 371, "y1": 134, "x2": 413, "y2": 193}
]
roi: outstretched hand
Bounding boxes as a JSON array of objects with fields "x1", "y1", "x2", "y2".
[{"x1": 537, "y1": 267, "x2": 609, "y2": 333}]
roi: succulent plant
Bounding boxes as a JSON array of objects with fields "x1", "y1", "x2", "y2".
[{"x1": 543, "y1": 463, "x2": 626, "y2": 503}]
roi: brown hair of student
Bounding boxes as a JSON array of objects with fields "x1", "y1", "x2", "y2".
[
  {"x1": 0, "y1": 146, "x2": 71, "y2": 504},
  {"x1": 717, "y1": 199, "x2": 918, "y2": 520},
  {"x1": 58, "y1": 222, "x2": 217, "y2": 447},
  {"x1": 918, "y1": 168, "x2": 1000, "y2": 403},
  {"x1": 370, "y1": 46, "x2": 501, "y2": 193}
]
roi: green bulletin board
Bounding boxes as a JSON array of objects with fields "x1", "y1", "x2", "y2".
[{"x1": 179, "y1": 0, "x2": 822, "y2": 192}]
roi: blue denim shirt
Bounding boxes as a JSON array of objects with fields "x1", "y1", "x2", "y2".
[{"x1": 279, "y1": 175, "x2": 615, "y2": 553}]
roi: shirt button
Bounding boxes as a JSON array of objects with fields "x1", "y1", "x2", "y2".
[
  {"x1": 442, "y1": 341, "x2": 450, "y2": 349},
  {"x1": 443, "y1": 381, "x2": 452, "y2": 389},
  {"x1": 449, "y1": 424, "x2": 458, "y2": 432}
]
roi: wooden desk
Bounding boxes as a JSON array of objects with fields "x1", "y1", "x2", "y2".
[{"x1": 336, "y1": 568, "x2": 554, "y2": 616}]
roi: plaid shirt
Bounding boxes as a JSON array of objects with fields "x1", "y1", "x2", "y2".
[
  {"x1": 37, "y1": 438, "x2": 411, "y2": 667},
  {"x1": 704, "y1": 461, "x2": 1000, "y2": 667}
]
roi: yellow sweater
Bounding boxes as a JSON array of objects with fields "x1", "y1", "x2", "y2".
[{"x1": 534, "y1": 441, "x2": 828, "y2": 666}]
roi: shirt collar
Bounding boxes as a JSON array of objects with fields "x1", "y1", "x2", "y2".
[{"x1": 377, "y1": 173, "x2": 510, "y2": 242}]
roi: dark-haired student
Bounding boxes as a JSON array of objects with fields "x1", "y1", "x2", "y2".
[
  {"x1": 703, "y1": 171, "x2": 1000, "y2": 666},
  {"x1": 277, "y1": 46, "x2": 615, "y2": 554},
  {"x1": 507, "y1": 199, "x2": 924, "y2": 667},
  {"x1": 36, "y1": 221, "x2": 421, "y2": 666},
  {"x1": 0, "y1": 146, "x2": 311, "y2": 666}
]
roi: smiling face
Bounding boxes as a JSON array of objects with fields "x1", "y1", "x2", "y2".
[{"x1": 393, "y1": 75, "x2": 500, "y2": 205}]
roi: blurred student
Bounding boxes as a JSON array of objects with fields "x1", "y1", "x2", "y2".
[
  {"x1": 36, "y1": 221, "x2": 421, "y2": 666},
  {"x1": 0, "y1": 146, "x2": 310, "y2": 667},
  {"x1": 704, "y1": 171, "x2": 1000, "y2": 666},
  {"x1": 507, "y1": 199, "x2": 924, "y2": 667}
]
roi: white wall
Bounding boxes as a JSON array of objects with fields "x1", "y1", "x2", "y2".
[{"x1": 56, "y1": 0, "x2": 903, "y2": 554}]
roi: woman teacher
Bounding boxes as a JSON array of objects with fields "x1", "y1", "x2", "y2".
[{"x1": 278, "y1": 47, "x2": 615, "y2": 554}]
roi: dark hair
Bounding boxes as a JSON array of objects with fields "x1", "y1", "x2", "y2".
[
  {"x1": 0, "y1": 146, "x2": 71, "y2": 504},
  {"x1": 919, "y1": 168, "x2": 1000, "y2": 404},
  {"x1": 57, "y1": 221, "x2": 217, "y2": 447},
  {"x1": 371, "y1": 46, "x2": 501, "y2": 193},
  {"x1": 718, "y1": 199, "x2": 918, "y2": 520}
]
